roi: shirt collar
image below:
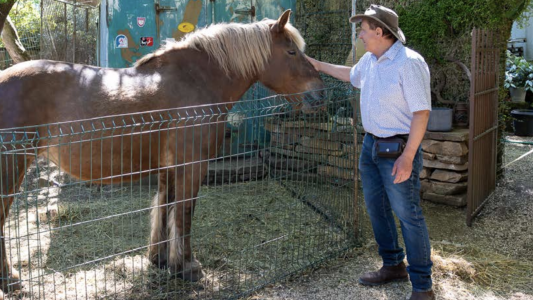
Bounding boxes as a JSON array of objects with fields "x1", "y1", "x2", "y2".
[{"x1": 373, "y1": 40, "x2": 403, "y2": 63}]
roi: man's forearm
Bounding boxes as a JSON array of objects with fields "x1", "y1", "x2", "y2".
[
  {"x1": 306, "y1": 56, "x2": 352, "y2": 82},
  {"x1": 317, "y1": 62, "x2": 352, "y2": 82},
  {"x1": 403, "y1": 110, "x2": 430, "y2": 160}
]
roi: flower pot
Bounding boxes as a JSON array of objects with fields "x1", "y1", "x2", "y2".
[
  {"x1": 511, "y1": 109, "x2": 533, "y2": 136},
  {"x1": 427, "y1": 107, "x2": 453, "y2": 132},
  {"x1": 510, "y1": 87, "x2": 527, "y2": 102}
]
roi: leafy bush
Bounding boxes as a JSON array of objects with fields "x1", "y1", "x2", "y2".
[{"x1": 504, "y1": 50, "x2": 533, "y2": 91}]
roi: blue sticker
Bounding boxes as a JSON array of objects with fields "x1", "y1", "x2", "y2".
[{"x1": 115, "y1": 34, "x2": 128, "y2": 48}]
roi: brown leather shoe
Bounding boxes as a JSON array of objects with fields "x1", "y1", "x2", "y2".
[
  {"x1": 358, "y1": 262, "x2": 408, "y2": 286},
  {"x1": 409, "y1": 290, "x2": 435, "y2": 300}
]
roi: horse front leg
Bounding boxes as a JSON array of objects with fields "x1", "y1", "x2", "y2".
[
  {"x1": 168, "y1": 163, "x2": 205, "y2": 281},
  {"x1": 0, "y1": 152, "x2": 34, "y2": 293},
  {"x1": 149, "y1": 171, "x2": 175, "y2": 269},
  {"x1": 149, "y1": 163, "x2": 204, "y2": 281}
]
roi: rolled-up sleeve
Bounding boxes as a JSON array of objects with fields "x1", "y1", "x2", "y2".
[{"x1": 401, "y1": 58, "x2": 431, "y2": 113}]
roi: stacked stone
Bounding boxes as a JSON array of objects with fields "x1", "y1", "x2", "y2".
[
  {"x1": 264, "y1": 118, "x2": 356, "y2": 183},
  {"x1": 420, "y1": 129, "x2": 469, "y2": 207},
  {"x1": 203, "y1": 157, "x2": 268, "y2": 185}
]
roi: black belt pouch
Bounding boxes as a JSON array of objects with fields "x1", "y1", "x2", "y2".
[{"x1": 375, "y1": 136, "x2": 406, "y2": 158}]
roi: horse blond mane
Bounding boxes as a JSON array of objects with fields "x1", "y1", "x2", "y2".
[{"x1": 135, "y1": 20, "x2": 305, "y2": 79}]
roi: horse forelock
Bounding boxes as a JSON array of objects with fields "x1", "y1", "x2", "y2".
[
  {"x1": 282, "y1": 22, "x2": 306, "y2": 53},
  {"x1": 134, "y1": 20, "x2": 306, "y2": 79}
]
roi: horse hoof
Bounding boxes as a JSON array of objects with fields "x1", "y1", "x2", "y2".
[
  {"x1": 176, "y1": 260, "x2": 203, "y2": 282},
  {"x1": 1, "y1": 269, "x2": 22, "y2": 293},
  {"x1": 148, "y1": 249, "x2": 168, "y2": 270}
]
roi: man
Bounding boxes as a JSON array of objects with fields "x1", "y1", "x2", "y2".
[{"x1": 306, "y1": 5, "x2": 434, "y2": 300}]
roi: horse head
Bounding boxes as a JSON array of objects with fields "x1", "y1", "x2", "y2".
[{"x1": 259, "y1": 10, "x2": 326, "y2": 112}]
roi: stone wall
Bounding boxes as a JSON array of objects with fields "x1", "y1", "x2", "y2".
[
  {"x1": 263, "y1": 117, "x2": 356, "y2": 184},
  {"x1": 420, "y1": 129, "x2": 469, "y2": 207}
]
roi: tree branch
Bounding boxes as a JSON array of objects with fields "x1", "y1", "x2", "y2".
[
  {"x1": 1, "y1": 15, "x2": 31, "y2": 63},
  {"x1": 0, "y1": 0, "x2": 16, "y2": 36},
  {"x1": 446, "y1": 57, "x2": 472, "y2": 83}
]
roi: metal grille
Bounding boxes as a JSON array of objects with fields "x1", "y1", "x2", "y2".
[
  {"x1": 467, "y1": 28, "x2": 500, "y2": 226},
  {"x1": 40, "y1": 0, "x2": 98, "y2": 65},
  {"x1": 295, "y1": 0, "x2": 352, "y2": 70},
  {"x1": 0, "y1": 86, "x2": 359, "y2": 299}
]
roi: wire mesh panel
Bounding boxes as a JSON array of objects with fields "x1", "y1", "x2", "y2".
[
  {"x1": 295, "y1": 0, "x2": 352, "y2": 72},
  {"x1": 0, "y1": 86, "x2": 359, "y2": 299},
  {"x1": 40, "y1": 0, "x2": 98, "y2": 65},
  {"x1": 294, "y1": 0, "x2": 358, "y2": 143}
]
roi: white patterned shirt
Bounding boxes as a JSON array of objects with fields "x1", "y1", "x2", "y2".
[{"x1": 350, "y1": 40, "x2": 431, "y2": 138}]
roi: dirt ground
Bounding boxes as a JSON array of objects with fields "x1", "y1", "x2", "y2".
[
  {"x1": 247, "y1": 136, "x2": 533, "y2": 300},
  {"x1": 3, "y1": 134, "x2": 532, "y2": 300}
]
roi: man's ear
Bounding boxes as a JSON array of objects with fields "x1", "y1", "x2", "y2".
[{"x1": 272, "y1": 9, "x2": 291, "y2": 33}]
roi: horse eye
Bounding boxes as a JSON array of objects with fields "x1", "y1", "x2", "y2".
[{"x1": 288, "y1": 50, "x2": 296, "y2": 56}]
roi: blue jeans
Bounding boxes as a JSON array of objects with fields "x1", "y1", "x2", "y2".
[{"x1": 359, "y1": 134, "x2": 433, "y2": 292}]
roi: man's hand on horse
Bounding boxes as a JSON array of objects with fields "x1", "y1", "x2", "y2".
[{"x1": 305, "y1": 55, "x2": 321, "y2": 72}]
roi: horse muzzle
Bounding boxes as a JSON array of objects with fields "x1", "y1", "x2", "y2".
[{"x1": 301, "y1": 83, "x2": 327, "y2": 112}]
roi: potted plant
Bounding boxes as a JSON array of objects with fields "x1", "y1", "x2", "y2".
[{"x1": 504, "y1": 50, "x2": 533, "y2": 102}]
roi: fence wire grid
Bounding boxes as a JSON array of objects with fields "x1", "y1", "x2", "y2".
[
  {"x1": 1, "y1": 0, "x2": 98, "y2": 69},
  {"x1": 0, "y1": 0, "x2": 40, "y2": 69},
  {"x1": 0, "y1": 85, "x2": 360, "y2": 299}
]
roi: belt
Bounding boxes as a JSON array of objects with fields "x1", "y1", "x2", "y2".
[{"x1": 368, "y1": 133, "x2": 409, "y2": 140}]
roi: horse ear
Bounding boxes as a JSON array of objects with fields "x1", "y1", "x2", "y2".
[{"x1": 272, "y1": 9, "x2": 291, "y2": 33}]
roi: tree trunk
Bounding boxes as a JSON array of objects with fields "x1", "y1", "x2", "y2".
[
  {"x1": 0, "y1": 0, "x2": 16, "y2": 36},
  {"x1": 1, "y1": 15, "x2": 30, "y2": 63}
]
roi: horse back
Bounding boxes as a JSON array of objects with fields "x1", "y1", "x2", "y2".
[{"x1": 0, "y1": 60, "x2": 85, "y2": 129}]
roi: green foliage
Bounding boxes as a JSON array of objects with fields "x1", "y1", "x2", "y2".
[
  {"x1": 504, "y1": 50, "x2": 533, "y2": 91},
  {"x1": 395, "y1": 0, "x2": 531, "y2": 61},
  {"x1": 0, "y1": 0, "x2": 40, "y2": 49}
]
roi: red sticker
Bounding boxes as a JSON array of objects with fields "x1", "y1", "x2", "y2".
[{"x1": 140, "y1": 37, "x2": 154, "y2": 47}]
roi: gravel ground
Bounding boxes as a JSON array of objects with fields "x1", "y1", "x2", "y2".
[{"x1": 247, "y1": 136, "x2": 533, "y2": 300}]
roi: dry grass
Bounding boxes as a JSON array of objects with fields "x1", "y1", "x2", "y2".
[
  {"x1": 4, "y1": 161, "x2": 356, "y2": 299},
  {"x1": 432, "y1": 242, "x2": 533, "y2": 293},
  {"x1": 3, "y1": 138, "x2": 532, "y2": 300},
  {"x1": 249, "y1": 138, "x2": 533, "y2": 300}
]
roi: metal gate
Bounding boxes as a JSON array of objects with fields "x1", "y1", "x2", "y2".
[{"x1": 467, "y1": 28, "x2": 500, "y2": 226}]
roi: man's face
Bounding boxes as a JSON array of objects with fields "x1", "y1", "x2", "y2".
[{"x1": 358, "y1": 20, "x2": 380, "y2": 54}]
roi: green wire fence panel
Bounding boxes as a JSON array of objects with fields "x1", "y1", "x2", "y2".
[
  {"x1": 295, "y1": 0, "x2": 352, "y2": 67},
  {"x1": 0, "y1": 86, "x2": 360, "y2": 299},
  {"x1": 294, "y1": 0, "x2": 358, "y2": 131},
  {"x1": 1, "y1": 0, "x2": 98, "y2": 70}
]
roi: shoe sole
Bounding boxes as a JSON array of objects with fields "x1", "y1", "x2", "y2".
[{"x1": 358, "y1": 276, "x2": 409, "y2": 286}]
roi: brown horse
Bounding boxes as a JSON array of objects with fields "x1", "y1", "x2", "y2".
[{"x1": 0, "y1": 10, "x2": 323, "y2": 292}]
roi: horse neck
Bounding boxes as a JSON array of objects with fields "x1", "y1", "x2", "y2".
[{"x1": 208, "y1": 63, "x2": 258, "y2": 106}]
